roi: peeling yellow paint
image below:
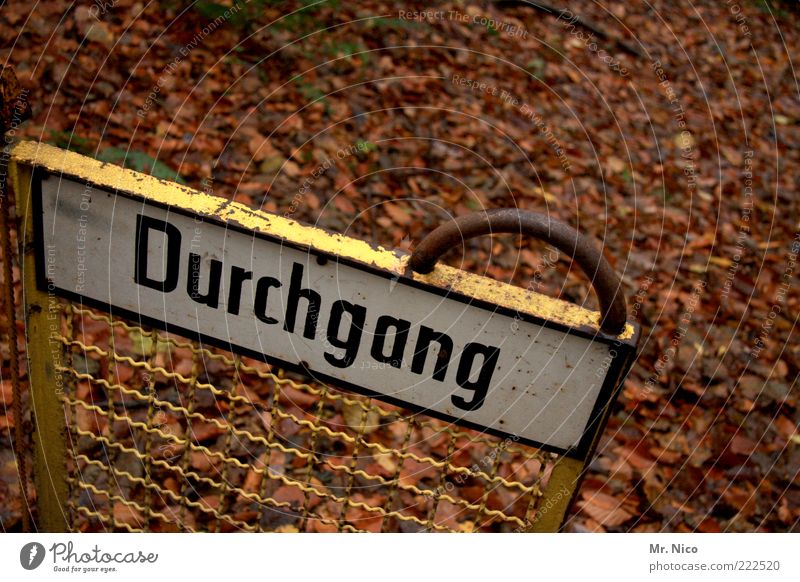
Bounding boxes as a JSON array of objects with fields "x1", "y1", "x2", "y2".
[{"x1": 11, "y1": 140, "x2": 634, "y2": 339}]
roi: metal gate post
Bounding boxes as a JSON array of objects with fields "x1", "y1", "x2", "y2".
[
  {"x1": 529, "y1": 457, "x2": 584, "y2": 532},
  {"x1": 12, "y1": 158, "x2": 70, "y2": 531}
]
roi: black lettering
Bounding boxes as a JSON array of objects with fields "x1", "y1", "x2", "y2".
[
  {"x1": 187, "y1": 253, "x2": 222, "y2": 308},
  {"x1": 324, "y1": 300, "x2": 366, "y2": 368},
  {"x1": 411, "y1": 326, "x2": 452, "y2": 381},
  {"x1": 254, "y1": 276, "x2": 282, "y2": 324},
  {"x1": 134, "y1": 215, "x2": 180, "y2": 292},
  {"x1": 452, "y1": 343, "x2": 500, "y2": 411},
  {"x1": 370, "y1": 315, "x2": 410, "y2": 368},
  {"x1": 284, "y1": 262, "x2": 321, "y2": 339},
  {"x1": 227, "y1": 266, "x2": 253, "y2": 315}
]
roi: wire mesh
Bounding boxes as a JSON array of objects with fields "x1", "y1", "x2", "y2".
[{"x1": 49, "y1": 301, "x2": 557, "y2": 533}]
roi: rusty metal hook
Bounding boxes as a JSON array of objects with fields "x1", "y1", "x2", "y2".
[{"x1": 409, "y1": 209, "x2": 628, "y2": 335}]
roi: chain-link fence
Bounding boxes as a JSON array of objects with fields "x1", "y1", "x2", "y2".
[{"x1": 54, "y1": 303, "x2": 556, "y2": 532}]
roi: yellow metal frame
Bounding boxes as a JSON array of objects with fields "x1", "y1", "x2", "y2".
[
  {"x1": 11, "y1": 157, "x2": 70, "y2": 531},
  {"x1": 10, "y1": 140, "x2": 632, "y2": 532}
]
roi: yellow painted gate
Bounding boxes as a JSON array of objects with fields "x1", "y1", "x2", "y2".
[{"x1": 4, "y1": 141, "x2": 637, "y2": 532}]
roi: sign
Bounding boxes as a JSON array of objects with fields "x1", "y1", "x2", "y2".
[{"x1": 27, "y1": 145, "x2": 637, "y2": 459}]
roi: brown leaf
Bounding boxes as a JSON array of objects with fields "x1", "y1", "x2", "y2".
[
  {"x1": 113, "y1": 503, "x2": 144, "y2": 528},
  {"x1": 580, "y1": 492, "x2": 634, "y2": 527},
  {"x1": 730, "y1": 434, "x2": 757, "y2": 456},
  {"x1": 190, "y1": 420, "x2": 225, "y2": 443},
  {"x1": 0, "y1": 381, "x2": 13, "y2": 406},
  {"x1": 342, "y1": 401, "x2": 380, "y2": 434},
  {"x1": 272, "y1": 485, "x2": 305, "y2": 508}
]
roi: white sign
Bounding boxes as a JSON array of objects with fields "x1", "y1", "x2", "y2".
[{"x1": 34, "y1": 172, "x2": 634, "y2": 457}]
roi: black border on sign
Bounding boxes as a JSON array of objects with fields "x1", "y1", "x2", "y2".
[{"x1": 29, "y1": 167, "x2": 638, "y2": 461}]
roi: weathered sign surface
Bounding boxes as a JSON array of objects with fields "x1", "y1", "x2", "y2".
[{"x1": 25, "y1": 142, "x2": 637, "y2": 458}]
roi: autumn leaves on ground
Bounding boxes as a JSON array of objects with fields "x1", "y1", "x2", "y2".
[{"x1": 1, "y1": 0, "x2": 798, "y2": 532}]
